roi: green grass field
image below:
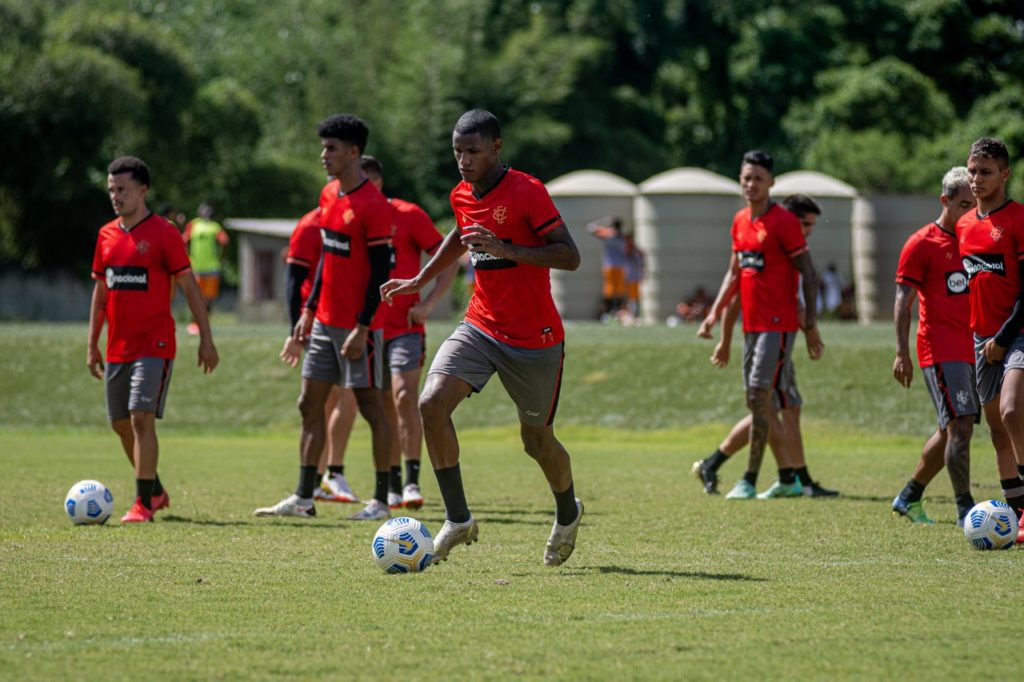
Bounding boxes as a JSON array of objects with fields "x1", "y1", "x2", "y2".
[{"x1": 0, "y1": 321, "x2": 1019, "y2": 680}]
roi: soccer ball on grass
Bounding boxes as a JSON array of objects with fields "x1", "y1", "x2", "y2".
[
  {"x1": 64, "y1": 480, "x2": 114, "y2": 525},
  {"x1": 963, "y1": 499, "x2": 1017, "y2": 550},
  {"x1": 372, "y1": 517, "x2": 433, "y2": 573}
]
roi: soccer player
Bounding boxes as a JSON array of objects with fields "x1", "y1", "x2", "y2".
[
  {"x1": 87, "y1": 156, "x2": 219, "y2": 523},
  {"x1": 693, "y1": 194, "x2": 838, "y2": 498},
  {"x1": 255, "y1": 113, "x2": 394, "y2": 521},
  {"x1": 697, "y1": 150, "x2": 825, "y2": 500},
  {"x1": 956, "y1": 137, "x2": 1024, "y2": 542},
  {"x1": 586, "y1": 216, "x2": 628, "y2": 319},
  {"x1": 891, "y1": 167, "x2": 978, "y2": 525},
  {"x1": 381, "y1": 109, "x2": 584, "y2": 566},
  {"x1": 182, "y1": 203, "x2": 229, "y2": 335},
  {"x1": 281, "y1": 206, "x2": 359, "y2": 504}
]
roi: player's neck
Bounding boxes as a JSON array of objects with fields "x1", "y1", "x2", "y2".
[
  {"x1": 337, "y1": 168, "x2": 368, "y2": 194},
  {"x1": 472, "y1": 164, "x2": 506, "y2": 197},
  {"x1": 748, "y1": 197, "x2": 771, "y2": 218},
  {"x1": 977, "y1": 189, "x2": 1009, "y2": 217},
  {"x1": 935, "y1": 212, "x2": 956, "y2": 234},
  {"x1": 119, "y1": 203, "x2": 150, "y2": 230}
]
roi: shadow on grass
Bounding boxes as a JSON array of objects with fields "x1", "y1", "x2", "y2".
[
  {"x1": 160, "y1": 514, "x2": 342, "y2": 529},
  {"x1": 514, "y1": 565, "x2": 767, "y2": 581}
]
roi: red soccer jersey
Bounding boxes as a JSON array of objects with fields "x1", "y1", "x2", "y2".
[
  {"x1": 957, "y1": 200, "x2": 1024, "y2": 337},
  {"x1": 895, "y1": 223, "x2": 973, "y2": 367},
  {"x1": 732, "y1": 203, "x2": 807, "y2": 333},
  {"x1": 315, "y1": 179, "x2": 394, "y2": 329},
  {"x1": 287, "y1": 208, "x2": 322, "y2": 304},
  {"x1": 451, "y1": 167, "x2": 565, "y2": 348},
  {"x1": 91, "y1": 213, "x2": 192, "y2": 362},
  {"x1": 380, "y1": 198, "x2": 443, "y2": 340}
]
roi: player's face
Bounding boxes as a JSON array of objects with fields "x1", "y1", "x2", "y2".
[
  {"x1": 946, "y1": 185, "x2": 976, "y2": 223},
  {"x1": 796, "y1": 212, "x2": 817, "y2": 238},
  {"x1": 967, "y1": 155, "x2": 1009, "y2": 202},
  {"x1": 453, "y1": 132, "x2": 502, "y2": 185},
  {"x1": 321, "y1": 138, "x2": 358, "y2": 177},
  {"x1": 107, "y1": 173, "x2": 146, "y2": 217},
  {"x1": 739, "y1": 163, "x2": 773, "y2": 204}
]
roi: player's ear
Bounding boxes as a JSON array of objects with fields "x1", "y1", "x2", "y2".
[{"x1": 492, "y1": 137, "x2": 503, "y2": 156}]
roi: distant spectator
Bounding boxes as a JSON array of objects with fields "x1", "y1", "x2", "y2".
[
  {"x1": 820, "y1": 263, "x2": 843, "y2": 315},
  {"x1": 586, "y1": 216, "x2": 628, "y2": 319},
  {"x1": 674, "y1": 286, "x2": 712, "y2": 323},
  {"x1": 621, "y1": 233, "x2": 645, "y2": 324},
  {"x1": 183, "y1": 203, "x2": 229, "y2": 334},
  {"x1": 159, "y1": 204, "x2": 187, "y2": 233}
]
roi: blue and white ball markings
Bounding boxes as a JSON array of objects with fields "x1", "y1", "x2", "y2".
[
  {"x1": 64, "y1": 480, "x2": 114, "y2": 525},
  {"x1": 372, "y1": 517, "x2": 434, "y2": 573},
  {"x1": 963, "y1": 499, "x2": 1017, "y2": 550}
]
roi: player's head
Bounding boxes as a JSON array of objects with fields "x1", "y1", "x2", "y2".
[
  {"x1": 939, "y1": 166, "x2": 975, "y2": 222},
  {"x1": 612, "y1": 218, "x2": 624, "y2": 235},
  {"x1": 452, "y1": 109, "x2": 503, "y2": 185},
  {"x1": 198, "y1": 203, "x2": 214, "y2": 219},
  {"x1": 739, "y1": 149, "x2": 774, "y2": 205},
  {"x1": 967, "y1": 137, "x2": 1010, "y2": 202},
  {"x1": 783, "y1": 193, "x2": 821, "y2": 238},
  {"x1": 318, "y1": 114, "x2": 369, "y2": 177},
  {"x1": 361, "y1": 155, "x2": 384, "y2": 191},
  {"x1": 107, "y1": 156, "x2": 150, "y2": 217}
]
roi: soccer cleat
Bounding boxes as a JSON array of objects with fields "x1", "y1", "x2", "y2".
[
  {"x1": 725, "y1": 480, "x2": 756, "y2": 500},
  {"x1": 348, "y1": 499, "x2": 390, "y2": 521},
  {"x1": 313, "y1": 486, "x2": 328, "y2": 501},
  {"x1": 121, "y1": 498, "x2": 154, "y2": 523},
  {"x1": 757, "y1": 479, "x2": 803, "y2": 499},
  {"x1": 544, "y1": 499, "x2": 584, "y2": 567},
  {"x1": 151, "y1": 490, "x2": 170, "y2": 513},
  {"x1": 387, "y1": 492, "x2": 404, "y2": 510},
  {"x1": 253, "y1": 494, "x2": 316, "y2": 518},
  {"x1": 319, "y1": 473, "x2": 359, "y2": 503},
  {"x1": 402, "y1": 483, "x2": 424, "y2": 509},
  {"x1": 431, "y1": 517, "x2": 479, "y2": 564},
  {"x1": 803, "y1": 481, "x2": 839, "y2": 497},
  {"x1": 691, "y1": 459, "x2": 719, "y2": 495},
  {"x1": 891, "y1": 495, "x2": 935, "y2": 524}
]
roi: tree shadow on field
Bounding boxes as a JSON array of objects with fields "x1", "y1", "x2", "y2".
[
  {"x1": 160, "y1": 514, "x2": 341, "y2": 530},
  {"x1": 521, "y1": 565, "x2": 767, "y2": 581}
]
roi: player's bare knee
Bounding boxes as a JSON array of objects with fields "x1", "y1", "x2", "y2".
[{"x1": 129, "y1": 411, "x2": 155, "y2": 433}]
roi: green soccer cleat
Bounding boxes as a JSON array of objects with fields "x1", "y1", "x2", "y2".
[
  {"x1": 725, "y1": 479, "x2": 756, "y2": 500},
  {"x1": 757, "y1": 479, "x2": 803, "y2": 499},
  {"x1": 892, "y1": 495, "x2": 935, "y2": 524}
]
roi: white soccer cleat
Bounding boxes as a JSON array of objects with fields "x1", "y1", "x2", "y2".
[
  {"x1": 544, "y1": 499, "x2": 584, "y2": 567},
  {"x1": 431, "y1": 517, "x2": 479, "y2": 564},
  {"x1": 387, "y1": 492, "x2": 404, "y2": 510},
  {"x1": 320, "y1": 473, "x2": 359, "y2": 503},
  {"x1": 253, "y1": 494, "x2": 316, "y2": 518},
  {"x1": 348, "y1": 499, "x2": 390, "y2": 521},
  {"x1": 402, "y1": 483, "x2": 424, "y2": 509}
]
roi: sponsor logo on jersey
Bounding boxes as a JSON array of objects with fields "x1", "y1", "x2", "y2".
[
  {"x1": 105, "y1": 266, "x2": 148, "y2": 291},
  {"x1": 738, "y1": 250, "x2": 765, "y2": 271},
  {"x1": 946, "y1": 270, "x2": 969, "y2": 295},
  {"x1": 962, "y1": 253, "x2": 1005, "y2": 279},
  {"x1": 321, "y1": 229, "x2": 351, "y2": 257},
  {"x1": 471, "y1": 239, "x2": 516, "y2": 270}
]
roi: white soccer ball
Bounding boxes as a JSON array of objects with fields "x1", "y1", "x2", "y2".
[
  {"x1": 64, "y1": 480, "x2": 114, "y2": 525},
  {"x1": 963, "y1": 499, "x2": 1017, "y2": 550},
  {"x1": 372, "y1": 517, "x2": 434, "y2": 573}
]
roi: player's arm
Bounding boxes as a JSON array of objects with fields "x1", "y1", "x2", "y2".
[
  {"x1": 893, "y1": 283, "x2": 917, "y2": 387},
  {"x1": 585, "y1": 218, "x2": 614, "y2": 240},
  {"x1": 294, "y1": 255, "x2": 325, "y2": 343},
  {"x1": 86, "y1": 280, "x2": 107, "y2": 380},
  {"x1": 460, "y1": 223, "x2": 580, "y2": 271},
  {"x1": 382, "y1": 228, "x2": 466, "y2": 303},
  {"x1": 793, "y1": 251, "x2": 824, "y2": 359},
  {"x1": 176, "y1": 272, "x2": 219, "y2": 373},
  {"x1": 280, "y1": 262, "x2": 310, "y2": 367},
  {"x1": 986, "y1": 278, "x2": 1024, "y2": 363},
  {"x1": 340, "y1": 242, "x2": 392, "y2": 360},
  {"x1": 697, "y1": 253, "x2": 739, "y2": 339},
  {"x1": 711, "y1": 296, "x2": 741, "y2": 369},
  {"x1": 409, "y1": 258, "x2": 459, "y2": 326}
]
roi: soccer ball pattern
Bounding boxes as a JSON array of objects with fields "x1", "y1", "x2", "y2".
[
  {"x1": 372, "y1": 517, "x2": 434, "y2": 573},
  {"x1": 963, "y1": 499, "x2": 1017, "y2": 550},
  {"x1": 64, "y1": 480, "x2": 114, "y2": 526}
]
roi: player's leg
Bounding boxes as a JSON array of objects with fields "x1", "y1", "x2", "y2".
[
  {"x1": 393, "y1": 366, "x2": 425, "y2": 509},
  {"x1": 784, "y1": 403, "x2": 840, "y2": 498},
  {"x1": 997, "y1": 366, "x2": 1024, "y2": 531},
  {"x1": 892, "y1": 428, "x2": 945, "y2": 524},
  {"x1": 121, "y1": 358, "x2": 173, "y2": 522},
  {"x1": 945, "y1": 415, "x2": 975, "y2": 524},
  {"x1": 345, "y1": 328, "x2": 393, "y2": 521},
  {"x1": 755, "y1": 401, "x2": 799, "y2": 499},
  {"x1": 757, "y1": 332, "x2": 804, "y2": 498},
  {"x1": 318, "y1": 386, "x2": 359, "y2": 503},
  {"x1": 381, "y1": 380, "x2": 404, "y2": 509},
  {"x1": 693, "y1": 416, "x2": 749, "y2": 495}
]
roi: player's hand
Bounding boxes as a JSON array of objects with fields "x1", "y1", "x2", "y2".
[
  {"x1": 408, "y1": 302, "x2": 431, "y2": 326},
  {"x1": 893, "y1": 352, "x2": 913, "y2": 388},
  {"x1": 983, "y1": 338, "x2": 1006, "y2": 364},
  {"x1": 381, "y1": 278, "x2": 422, "y2": 305},
  {"x1": 87, "y1": 345, "x2": 104, "y2": 380},
  {"x1": 198, "y1": 338, "x2": 219, "y2": 374},
  {"x1": 293, "y1": 309, "x2": 314, "y2": 343},
  {"x1": 697, "y1": 314, "x2": 716, "y2": 339},
  {"x1": 341, "y1": 325, "x2": 369, "y2": 360},
  {"x1": 805, "y1": 325, "x2": 825, "y2": 360},
  {"x1": 460, "y1": 225, "x2": 505, "y2": 257},
  {"x1": 711, "y1": 340, "x2": 730, "y2": 368},
  {"x1": 280, "y1": 336, "x2": 303, "y2": 368}
]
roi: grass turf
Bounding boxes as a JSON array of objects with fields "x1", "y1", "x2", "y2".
[{"x1": 0, "y1": 321, "x2": 1018, "y2": 679}]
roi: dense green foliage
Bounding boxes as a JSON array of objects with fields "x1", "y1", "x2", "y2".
[{"x1": 3, "y1": 0, "x2": 1024, "y2": 271}]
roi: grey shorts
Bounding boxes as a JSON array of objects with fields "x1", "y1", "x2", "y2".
[
  {"x1": 105, "y1": 357, "x2": 173, "y2": 421},
  {"x1": 429, "y1": 322, "x2": 565, "y2": 427},
  {"x1": 302, "y1": 319, "x2": 386, "y2": 389},
  {"x1": 922, "y1": 362, "x2": 980, "y2": 429},
  {"x1": 974, "y1": 334, "x2": 1024, "y2": 405},
  {"x1": 743, "y1": 331, "x2": 799, "y2": 407},
  {"x1": 386, "y1": 332, "x2": 426, "y2": 375}
]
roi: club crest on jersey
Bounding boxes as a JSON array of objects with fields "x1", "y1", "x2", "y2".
[
  {"x1": 343, "y1": 209, "x2": 355, "y2": 225},
  {"x1": 991, "y1": 226, "x2": 1004, "y2": 241},
  {"x1": 945, "y1": 271, "x2": 968, "y2": 295},
  {"x1": 756, "y1": 228, "x2": 767, "y2": 243},
  {"x1": 136, "y1": 240, "x2": 150, "y2": 255},
  {"x1": 105, "y1": 266, "x2": 148, "y2": 291},
  {"x1": 492, "y1": 206, "x2": 508, "y2": 225}
]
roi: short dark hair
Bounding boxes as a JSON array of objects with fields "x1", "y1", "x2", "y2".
[
  {"x1": 783, "y1": 193, "x2": 821, "y2": 218},
  {"x1": 969, "y1": 137, "x2": 1010, "y2": 169},
  {"x1": 317, "y1": 114, "x2": 369, "y2": 154},
  {"x1": 741, "y1": 149, "x2": 773, "y2": 173},
  {"x1": 454, "y1": 109, "x2": 501, "y2": 141},
  {"x1": 360, "y1": 155, "x2": 383, "y2": 176},
  {"x1": 108, "y1": 156, "x2": 150, "y2": 186}
]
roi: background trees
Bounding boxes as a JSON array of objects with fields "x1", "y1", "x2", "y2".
[{"x1": 3, "y1": 0, "x2": 1023, "y2": 272}]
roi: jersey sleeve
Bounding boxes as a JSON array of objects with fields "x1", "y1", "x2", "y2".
[
  {"x1": 91, "y1": 231, "x2": 106, "y2": 280},
  {"x1": 523, "y1": 178, "x2": 564, "y2": 237},
  {"x1": 162, "y1": 223, "x2": 193, "y2": 275},
  {"x1": 895, "y1": 232, "x2": 926, "y2": 290},
  {"x1": 408, "y1": 205, "x2": 443, "y2": 254},
  {"x1": 364, "y1": 195, "x2": 394, "y2": 248},
  {"x1": 287, "y1": 211, "x2": 321, "y2": 267},
  {"x1": 777, "y1": 211, "x2": 808, "y2": 259}
]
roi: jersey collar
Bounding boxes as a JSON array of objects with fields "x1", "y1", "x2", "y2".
[
  {"x1": 338, "y1": 178, "x2": 369, "y2": 197},
  {"x1": 119, "y1": 211, "x2": 154, "y2": 233},
  {"x1": 471, "y1": 165, "x2": 510, "y2": 201}
]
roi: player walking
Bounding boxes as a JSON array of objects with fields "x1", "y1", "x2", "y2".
[{"x1": 381, "y1": 109, "x2": 584, "y2": 566}]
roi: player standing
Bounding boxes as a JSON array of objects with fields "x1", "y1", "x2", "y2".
[
  {"x1": 956, "y1": 137, "x2": 1024, "y2": 541},
  {"x1": 699, "y1": 150, "x2": 825, "y2": 499},
  {"x1": 891, "y1": 167, "x2": 978, "y2": 525},
  {"x1": 381, "y1": 109, "x2": 584, "y2": 566},
  {"x1": 182, "y1": 203, "x2": 228, "y2": 335},
  {"x1": 87, "y1": 156, "x2": 219, "y2": 522},
  {"x1": 255, "y1": 114, "x2": 394, "y2": 521}
]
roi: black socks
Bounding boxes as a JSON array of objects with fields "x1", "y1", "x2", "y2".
[
  {"x1": 136, "y1": 478, "x2": 154, "y2": 510},
  {"x1": 405, "y1": 459, "x2": 420, "y2": 486},
  {"x1": 554, "y1": 483, "x2": 578, "y2": 525},
  {"x1": 900, "y1": 479, "x2": 926, "y2": 503},
  {"x1": 374, "y1": 471, "x2": 389, "y2": 504},
  {"x1": 297, "y1": 465, "x2": 319, "y2": 499},
  {"x1": 434, "y1": 465, "x2": 471, "y2": 523},
  {"x1": 389, "y1": 466, "x2": 402, "y2": 495}
]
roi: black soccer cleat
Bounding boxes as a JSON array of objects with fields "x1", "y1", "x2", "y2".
[
  {"x1": 803, "y1": 481, "x2": 839, "y2": 497},
  {"x1": 690, "y1": 460, "x2": 719, "y2": 495}
]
